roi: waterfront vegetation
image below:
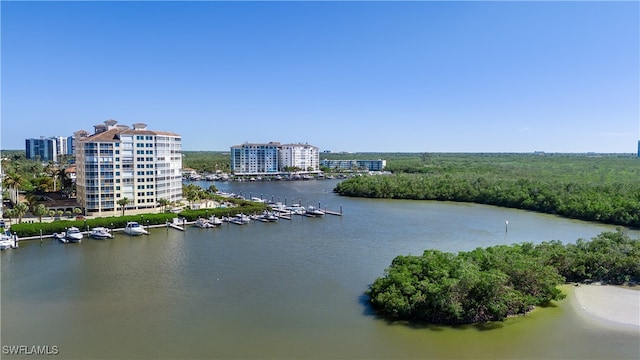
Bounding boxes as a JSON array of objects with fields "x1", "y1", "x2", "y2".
[
  {"x1": 334, "y1": 153, "x2": 640, "y2": 227},
  {"x1": 367, "y1": 230, "x2": 640, "y2": 324},
  {"x1": 182, "y1": 151, "x2": 232, "y2": 173},
  {"x1": 8, "y1": 194, "x2": 268, "y2": 237}
]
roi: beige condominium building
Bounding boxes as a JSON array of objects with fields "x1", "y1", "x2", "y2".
[{"x1": 75, "y1": 120, "x2": 182, "y2": 216}]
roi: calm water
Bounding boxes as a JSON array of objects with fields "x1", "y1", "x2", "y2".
[{"x1": 2, "y1": 180, "x2": 639, "y2": 359}]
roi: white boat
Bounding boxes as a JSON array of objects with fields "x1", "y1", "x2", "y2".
[
  {"x1": 195, "y1": 218, "x2": 216, "y2": 228},
  {"x1": 53, "y1": 232, "x2": 68, "y2": 243},
  {"x1": 227, "y1": 214, "x2": 250, "y2": 225},
  {"x1": 260, "y1": 211, "x2": 279, "y2": 222},
  {"x1": 65, "y1": 227, "x2": 83, "y2": 243},
  {"x1": 124, "y1": 222, "x2": 149, "y2": 236},
  {"x1": 208, "y1": 216, "x2": 224, "y2": 226},
  {"x1": 269, "y1": 202, "x2": 287, "y2": 212},
  {"x1": 0, "y1": 229, "x2": 17, "y2": 250},
  {"x1": 286, "y1": 204, "x2": 306, "y2": 215},
  {"x1": 305, "y1": 206, "x2": 325, "y2": 216},
  {"x1": 89, "y1": 227, "x2": 113, "y2": 239}
]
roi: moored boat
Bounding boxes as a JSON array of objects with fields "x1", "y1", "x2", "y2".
[
  {"x1": 305, "y1": 206, "x2": 325, "y2": 216},
  {"x1": 286, "y1": 204, "x2": 306, "y2": 215},
  {"x1": 65, "y1": 227, "x2": 84, "y2": 242},
  {"x1": 269, "y1": 202, "x2": 287, "y2": 212},
  {"x1": 89, "y1": 227, "x2": 113, "y2": 239},
  {"x1": 226, "y1": 214, "x2": 250, "y2": 225},
  {"x1": 195, "y1": 218, "x2": 216, "y2": 228},
  {"x1": 53, "y1": 232, "x2": 68, "y2": 243},
  {"x1": 208, "y1": 215, "x2": 224, "y2": 226},
  {"x1": 261, "y1": 211, "x2": 279, "y2": 222},
  {"x1": 124, "y1": 222, "x2": 149, "y2": 236},
  {"x1": 0, "y1": 229, "x2": 18, "y2": 250}
]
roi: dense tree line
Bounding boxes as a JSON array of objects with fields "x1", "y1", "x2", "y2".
[
  {"x1": 182, "y1": 151, "x2": 231, "y2": 173},
  {"x1": 335, "y1": 173, "x2": 640, "y2": 227},
  {"x1": 367, "y1": 231, "x2": 639, "y2": 324}
]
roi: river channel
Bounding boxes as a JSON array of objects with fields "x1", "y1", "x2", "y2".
[{"x1": 2, "y1": 179, "x2": 638, "y2": 359}]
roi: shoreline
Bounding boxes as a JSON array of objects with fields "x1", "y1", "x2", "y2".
[{"x1": 569, "y1": 283, "x2": 640, "y2": 329}]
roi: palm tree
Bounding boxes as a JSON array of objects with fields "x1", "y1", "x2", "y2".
[
  {"x1": 33, "y1": 204, "x2": 49, "y2": 223},
  {"x1": 4, "y1": 208, "x2": 15, "y2": 225},
  {"x1": 58, "y1": 168, "x2": 73, "y2": 195},
  {"x1": 25, "y1": 194, "x2": 39, "y2": 213},
  {"x1": 13, "y1": 202, "x2": 29, "y2": 224},
  {"x1": 185, "y1": 188, "x2": 200, "y2": 209},
  {"x1": 157, "y1": 198, "x2": 170, "y2": 213},
  {"x1": 3, "y1": 171, "x2": 24, "y2": 204},
  {"x1": 117, "y1": 197, "x2": 130, "y2": 216},
  {"x1": 45, "y1": 161, "x2": 58, "y2": 191}
]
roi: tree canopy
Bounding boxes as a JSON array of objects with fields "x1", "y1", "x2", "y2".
[
  {"x1": 334, "y1": 154, "x2": 640, "y2": 227},
  {"x1": 367, "y1": 231, "x2": 639, "y2": 325}
]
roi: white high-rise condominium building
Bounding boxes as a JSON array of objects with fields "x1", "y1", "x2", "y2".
[
  {"x1": 230, "y1": 142, "x2": 281, "y2": 175},
  {"x1": 279, "y1": 143, "x2": 319, "y2": 172},
  {"x1": 25, "y1": 136, "x2": 74, "y2": 162},
  {"x1": 75, "y1": 120, "x2": 182, "y2": 215},
  {"x1": 230, "y1": 142, "x2": 320, "y2": 175}
]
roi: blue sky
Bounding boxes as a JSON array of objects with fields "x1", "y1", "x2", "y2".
[{"x1": 2, "y1": 1, "x2": 638, "y2": 153}]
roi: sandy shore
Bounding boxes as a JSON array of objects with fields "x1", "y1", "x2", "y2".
[{"x1": 572, "y1": 284, "x2": 640, "y2": 328}]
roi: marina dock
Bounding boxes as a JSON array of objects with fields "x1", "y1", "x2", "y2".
[{"x1": 9, "y1": 203, "x2": 343, "y2": 243}]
